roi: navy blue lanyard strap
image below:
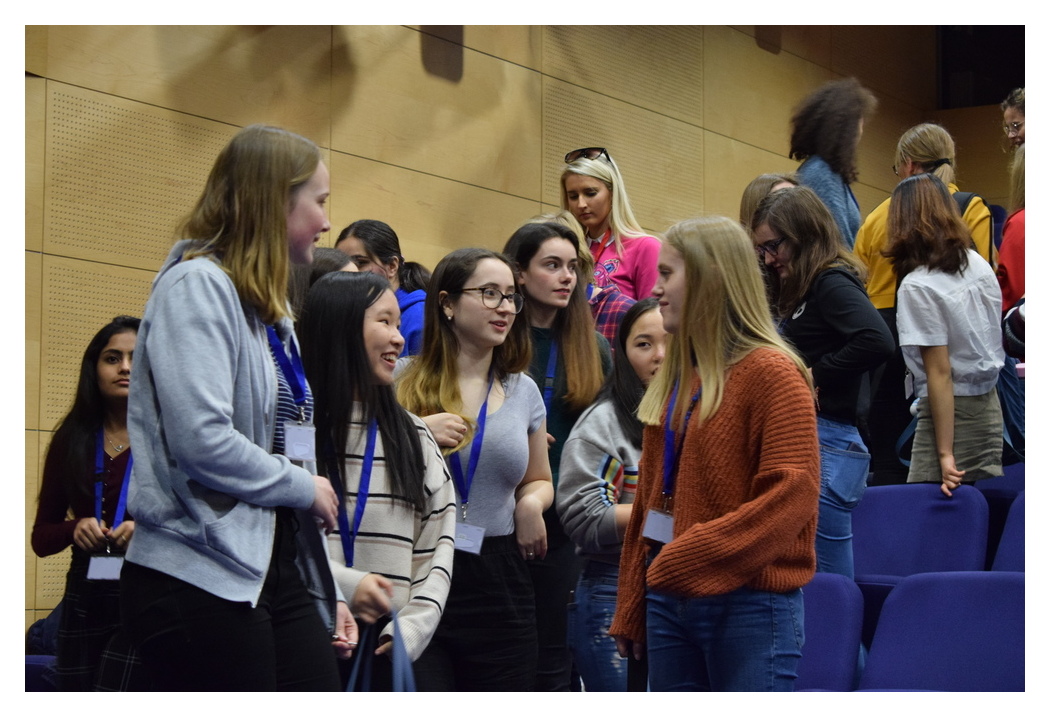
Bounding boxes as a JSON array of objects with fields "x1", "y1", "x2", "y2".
[
  {"x1": 542, "y1": 342, "x2": 558, "y2": 415},
  {"x1": 266, "y1": 325, "x2": 309, "y2": 419},
  {"x1": 334, "y1": 420, "x2": 378, "y2": 568},
  {"x1": 95, "y1": 431, "x2": 131, "y2": 529},
  {"x1": 447, "y1": 374, "x2": 494, "y2": 518},
  {"x1": 662, "y1": 380, "x2": 701, "y2": 499}
]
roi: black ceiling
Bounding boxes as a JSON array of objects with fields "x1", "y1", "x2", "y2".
[{"x1": 938, "y1": 26, "x2": 1024, "y2": 109}]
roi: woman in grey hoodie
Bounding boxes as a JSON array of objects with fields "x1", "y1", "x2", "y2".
[{"x1": 120, "y1": 125, "x2": 354, "y2": 691}]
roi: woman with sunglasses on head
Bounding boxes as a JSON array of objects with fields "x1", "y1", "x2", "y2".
[
  {"x1": 886, "y1": 174, "x2": 1004, "y2": 497},
  {"x1": 297, "y1": 271, "x2": 456, "y2": 688},
  {"x1": 503, "y1": 221, "x2": 612, "y2": 691},
  {"x1": 561, "y1": 147, "x2": 662, "y2": 301},
  {"x1": 751, "y1": 186, "x2": 893, "y2": 579},
  {"x1": 557, "y1": 298, "x2": 667, "y2": 692},
  {"x1": 336, "y1": 219, "x2": 430, "y2": 357},
  {"x1": 120, "y1": 125, "x2": 353, "y2": 691},
  {"x1": 396, "y1": 247, "x2": 553, "y2": 691},
  {"x1": 609, "y1": 216, "x2": 819, "y2": 692},
  {"x1": 32, "y1": 316, "x2": 150, "y2": 691}
]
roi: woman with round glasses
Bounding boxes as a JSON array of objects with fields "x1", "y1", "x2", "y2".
[
  {"x1": 561, "y1": 147, "x2": 662, "y2": 301},
  {"x1": 751, "y1": 186, "x2": 893, "y2": 579},
  {"x1": 1001, "y1": 87, "x2": 1024, "y2": 149},
  {"x1": 396, "y1": 247, "x2": 554, "y2": 691},
  {"x1": 503, "y1": 221, "x2": 612, "y2": 691}
]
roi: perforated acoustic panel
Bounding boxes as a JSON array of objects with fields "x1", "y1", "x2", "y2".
[
  {"x1": 44, "y1": 82, "x2": 233, "y2": 271},
  {"x1": 40, "y1": 256, "x2": 155, "y2": 429}
]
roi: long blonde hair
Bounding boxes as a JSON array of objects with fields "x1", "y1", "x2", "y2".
[
  {"x1": 560, "y1": 152, "x2": 647, "y2": 255},
  {"x1": 181, "y1": 124, "x2": 321, "y2": 324},
  {"x1": 638, "y1": 217, "x2": 810, "y2": 429}
]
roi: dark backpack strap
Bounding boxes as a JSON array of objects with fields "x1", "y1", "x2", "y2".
[{"x1": 952, "y1": 191, "x2": 992, "y2": 263}]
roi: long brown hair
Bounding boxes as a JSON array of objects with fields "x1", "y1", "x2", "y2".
[
  {"x1": 883, "y1": 173, "x2": 972, "y2": 278},
  {"x1": 752, "y1": 185, "x2": 866, "y2": 317},
  {"x1": 181, "y1": 124, "x2": 321, "y2": 324},
  {"x1": 395, "y1": 248, "x2": 531, "y2": 452},
  {"x1": 503, "y1": 221, "x2": 604, "y2": 411}
]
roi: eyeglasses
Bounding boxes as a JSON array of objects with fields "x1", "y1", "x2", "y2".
[
  {"x1": 564, "y1": 147, "x2": 611, "y2": 164},
  {"x1": 1003, "y1": 121, "x2": 1024, "y2": 137},
  {"x1": 755, "y1": 237, "x2": 787, "y2": 258},
  {"x1": 457, "y1": 287, "x2": 525, "y2": 314}
]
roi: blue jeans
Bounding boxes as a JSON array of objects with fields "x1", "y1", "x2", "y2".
[
  {"x1": 816, "y1": 416, "x2": 871, "y2": 579},
  {"x1": 567, "y1": 561, "x2": 626, "y2": 692},
  {"x1": 645, "y1": 587, "x2": 804, "y2": 691}
]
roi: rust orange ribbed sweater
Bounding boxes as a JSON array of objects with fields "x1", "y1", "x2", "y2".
[{"x1": 609, "y1": 348, "x2": 820, "y2": 644}]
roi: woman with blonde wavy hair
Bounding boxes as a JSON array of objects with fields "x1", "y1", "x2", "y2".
[
  {"x1": 609, "y1": 216, "x2": 820, "y2": 691},
  {"x1": 120, "y1": 125, "x2": 354, "y2": 691},
  {"x1": 561, "y1": 147, "x2": 662, "y2": 300}
]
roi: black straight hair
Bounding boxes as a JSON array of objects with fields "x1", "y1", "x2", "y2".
[
  {"x1": 298, "y1": 272, "x2": 427, "y2": 512},
  {"x1": 336, "y1": 219, "x2": 430, "y2": 293},
  {"x1": 597, "y1": 298, "x2": 659, "y2": 447},
  {"x1": 41, "y1": 316, "x2": 140, "y2": 506}
]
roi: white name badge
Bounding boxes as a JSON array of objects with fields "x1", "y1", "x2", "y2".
[
  {"x1": 284, "y1": 422, "x2": 316, "y2": 462},
  {"x1": 87, "y1": 555, "x2": 124, "y2": 580},
  {"x1": 454, "y1": 522, "x2": 486, "y2": 555},
  {"x1": 642, "y1": 509, "x2": 674, "y2": 544}
]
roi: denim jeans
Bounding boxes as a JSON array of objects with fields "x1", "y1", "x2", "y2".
[
  {"x1": 816, "y1": 416, "x2": 871, "y2": 579},
  {"x1": 567, "y1": 561, "x2": 627, "y2": 692},
  {"x1": 645, "y1": 586, "x2": 804, "y2": 691}
]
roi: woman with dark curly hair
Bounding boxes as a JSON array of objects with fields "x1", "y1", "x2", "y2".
[{"x1": 790, "y1": 78, "x2": 878, "y2": 249}]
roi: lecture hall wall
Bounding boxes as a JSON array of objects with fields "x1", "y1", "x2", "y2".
[{"x1": 24, "y1": 25, "x2": 1013, "y2": 627}]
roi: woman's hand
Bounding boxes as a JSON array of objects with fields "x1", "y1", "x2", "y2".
[
  {"x1": 109, "y1": 520, "x2": 135, "y2": 551},
  {"x1": 614, "y1": 636, "x2": 645, "y2": 661},
  {"x1": 514, "y1": 492, "x2": 548, "y2": 561},
  {"x1": 351, "y1": 573, "x2": 394, "y2": 624},
  {"x1": 310, "y1": 475, "x2": 339, "y2": 532},
  {"x1": 331, "y1": 601, "x2": 358, "y2": 660},
  {"x1": 939, "y1": 455, "x2": 966, "y2": 497},
  {"x1": 73, "y1": 517, "x2": 108, "y2": 552},
  {"x1": 375, "y1": 634, "x2": 393, "y2": 657},
  {"x1": 421, "y1": 412, "x2": 468, "y2": 449}
]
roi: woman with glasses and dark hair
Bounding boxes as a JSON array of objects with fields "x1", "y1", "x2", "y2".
[
  {"x1": 561, "y1": 147, "x2": 662, "y2": 301},
  {"x1": 886, "y1": 174, "x2": 1004, "y2": 497},
  {"x1": 395, "y1": 247, "x2": 554, "y2": 691},
  {"x1": 789, "y1": 78, "x2": 878, "y2": 249},
  {"x1": 557, "y1": 298, "x2": 667, "y2": 691},
  {"x1": 336, "y1": 219, "x2": 430, "y2": 357},
  {"x1": 751, "y1": 186, "x2": 893, "y2": 579},
  {"x1": 853, "y1": 122, "x2": 993, "y2": 485},
  {"x1": 1001, "y1": 87, "x2": 1024, "y2": 148},
  {"x1": 32, "y1": 316, "x2": 149, "y2": 691},
  {"x1": 503, "y1": 221, "x2": 612, "y2": 691}
]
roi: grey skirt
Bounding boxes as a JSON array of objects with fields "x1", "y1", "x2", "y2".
[{"x1": 907, "y1": 388, "x2": 1003, "y2": 484}]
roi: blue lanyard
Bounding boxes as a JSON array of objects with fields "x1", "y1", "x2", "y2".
[
  {"x1": 662, "y1": 380, "x2": 701, "y2": 498},
  {"x1": 266, "y1": 325, "x2": 309, "y2": 419},
  {"x1": 542, "y1": 342, "x2": 558, "y2": 415},
  {"x1": 447, "y1": 374, "x2": 494, "y2": 518},
  {"x1": 333, "y1": 420, "x2": 378, "y2": 568},
  {"x1": 94, "y1": 432, "x2": 131, "y2": 528}
]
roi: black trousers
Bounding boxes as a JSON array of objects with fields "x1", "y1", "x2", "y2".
[{"x1": 120, "y1": 509, "x2": 340, "y2": 691}]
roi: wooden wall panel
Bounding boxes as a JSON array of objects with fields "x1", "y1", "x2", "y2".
[
  {"x1": 31, "y1": 431, "x2": 67, "y2": 611},
  {"x1": 26, "y1": 253, "x2": 42, "y2": 430},
  {"x1": 542, "y1": 77, "x2": 703, "y2": 236},
  {"x1": 930, "y1": 105, "x2": 1012, "y2": 208},
  {"x1": 331, "y1": 25, "x2": 541, "y2": 200},
  {"x1": 703, "y1": 133, "x2": 799, "y2": 222},
  {"x1": 40, "y1": 257, "x2": 155, "y2": 429},
  {"x1": 542, "y1": 26, "x2": 703, "y2": 127},
  {"x1": 413, "y1": 25, "x2": 541, "y2": 70},
  {"x1": 328, "y1": 152, "x2": 543, "y2": 273},
  {"x1": 729, "y1": 26, "x2": 833, "y2": 69},
  {"x1": 704, "y1": 26, "x2": 833, "y2": 158},
  {"x1": 27, "y1": 26, "x2": 333, "y2": 138},
  {"x1": 832, "y1": 26, "x2": 937, "y2": 110},
  {"x1": 26, "y1": 77, "x2": 45, "y2": 253},
  {"x1": 25, "y1": 431, "x2": 40, "y2": 610},
  {"x1": 853, "y1": 90, "x2": 927, "y2": 201},
  {"x1": 43, "y1": 83, "x2": 233, "y2": 272}
]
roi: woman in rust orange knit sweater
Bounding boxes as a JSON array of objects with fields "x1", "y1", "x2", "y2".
[{"x1": 609, "y1": 216, "x2": 820, "y2": 692}]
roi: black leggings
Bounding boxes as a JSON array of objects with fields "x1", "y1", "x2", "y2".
[{"x1": 120, "y1": 510, "x2": 340, "y2": 691}]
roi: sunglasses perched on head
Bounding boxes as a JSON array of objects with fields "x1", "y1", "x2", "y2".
[{"x1": 564, "y1": 147, "x2": 611, "y2": 164}]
